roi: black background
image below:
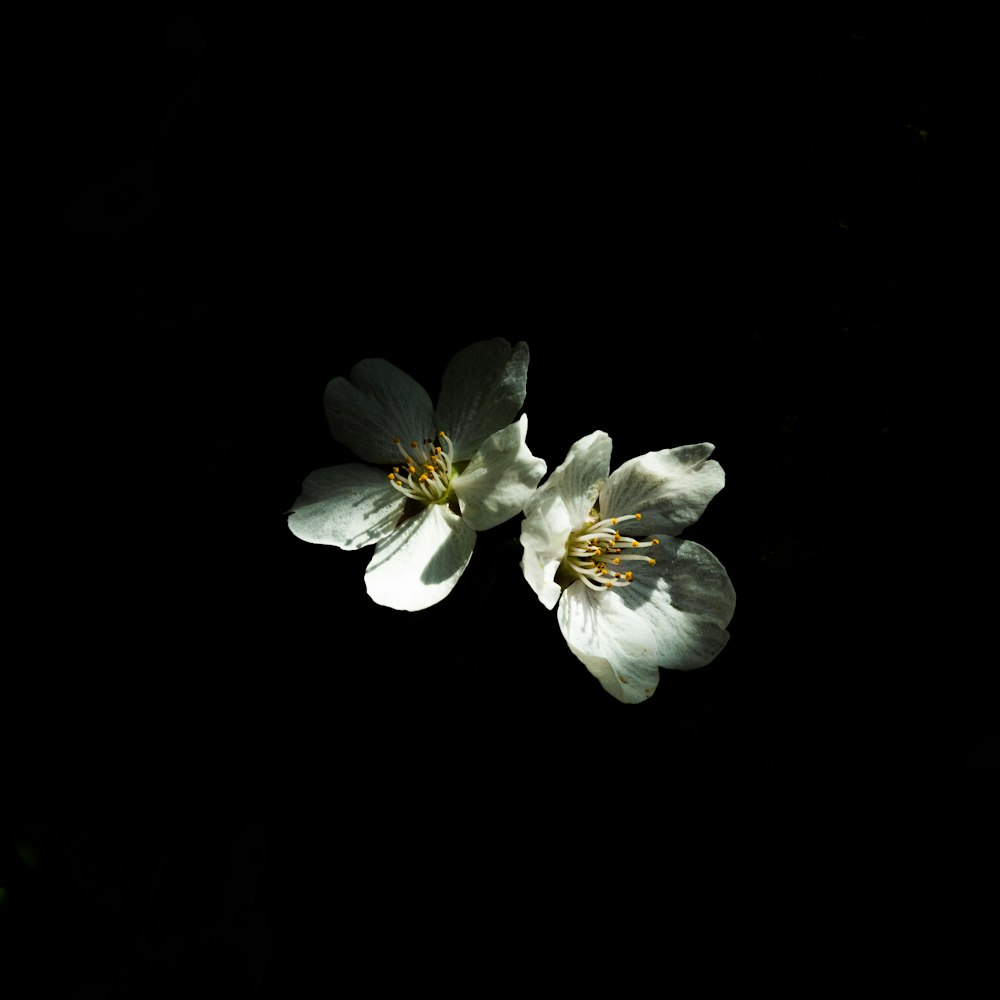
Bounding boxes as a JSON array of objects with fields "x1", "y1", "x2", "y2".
[{"x1": 7, "y1": 11, "x2": 991, "y2": 996}]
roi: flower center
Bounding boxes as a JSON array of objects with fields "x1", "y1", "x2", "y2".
[
  {"x1": 387, "y1": 431, "x2": 456, "y2": 504},
  {"x1": 562, "y1": 511, "x2": 660, "y2": 591}
]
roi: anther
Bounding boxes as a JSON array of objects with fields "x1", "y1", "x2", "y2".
[{"x1": 563, "y1": 508, "x2": 656, "y2": 591}]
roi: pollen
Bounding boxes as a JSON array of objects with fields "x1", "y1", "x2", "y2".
[
  {"x1": 386, "y1": 430, "x2": 457, "y2": 505},
  {"x1": 563, "y1": 510, "x2": 658, "y2": 592}
]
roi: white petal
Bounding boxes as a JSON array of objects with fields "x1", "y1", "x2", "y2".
[
  {"x1": 600, "y1": 444, "x2": 725, "y2": 536},
  {"x1": 557, "y1": 582, "x2": 661, "y2": 704},
  {"x1": 619, "y1": 538, "x2": 735, "y2": 671},
  {"x1": 434, "y1": 339, "x2": 529, "y2": 461},
  {"x1": 324, "y1": 359, "x2": 435, "y2": 465},
  {"x1": 287, "y1": 464, "x2": 404, "y2": 549},
  {"x1": 525, "y1": 430, "x2": 612, "y2": 525},
  {"x1": 519, "y1": 491, "x2": 574, "y2": 611},
  {"x1": 452, "y1": 415, "x2": 546, "y2": 532},
  {"x1": 364, "y1": 503, "x2": 476, "y2": 611}
]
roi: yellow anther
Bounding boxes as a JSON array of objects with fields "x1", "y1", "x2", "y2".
[
  {"x1": 614, "y1": 532, "x2": 621, "y2": 541},
  {"x1": 605, "y1": 582, "x2": 613, "y2": 589},
  {"x1": 634, "y1": 512, "x2": 642, "y2": 520},
  {"x1": 393, "y1": 466, "x2": 400, "y2": 473},
  {"x1": 614, "y1": 572, "x2": 621, "y2": 579},
  {"x1": 435, "y1": 446, "x2": 442, "y2": 454},
  {"x1": 632, "y1": 541, "x2": 640, "y2": 548},
  {"x1": 419, "y1": 473, "x2": 429, "y2": 482},
  {"x1": 625, "y1": 571, "x2": 634, "y2": 581},
  {"x1": 612, "y1": 557, "x2": 621, "y2": 565},
  {"x1": 387, "y1": 473, "x2": 395, "y2": 480},
  {"x1": 611, "y1": 518, "x2": 618, "y2": 525},
  {"x1": 648, "y1": 558, "x2": 656, "y2": 566},
  {"x1": 651, "y1": 538, "x2": 660, "y2": 545},
  {"x1": 408, "y1": 465, "x2": 416, "y2": 473},
  {"x1": 438, "y1": 431, "x2": 446, "y2": 438}
]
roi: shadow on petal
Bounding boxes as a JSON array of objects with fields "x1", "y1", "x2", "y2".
[{"x1": 419, "y1": 512, "x2": 477, "y2": 587}]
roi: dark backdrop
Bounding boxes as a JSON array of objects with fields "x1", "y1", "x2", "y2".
[{"x1": 7, "y1": 11, "x2": 988, "y2": 997}]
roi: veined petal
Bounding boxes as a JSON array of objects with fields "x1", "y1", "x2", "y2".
[
  {"x1": 519, "y1": 491, "x2": 575, "y2": 611},
  {"x1": 287, "y1": 464, "x2": 404, "y2": 550},
  {"x1": 452, "y1": 415, "x2": 546, "y2": 532},
  {"x1": 600, "y1": 444, "x2": 724, "y2": 536},
  {"x1": 525, "y1": 430, "x2": 612, "y2": 525},
  {"x1": 557, "y1": 582, "x2": 661, "y2": 704},
  {"x1": 434, "y1": 339, "x2": 529, "y2": 461},
  {"x1": 364, "y1": 503, "x2": 476, "y2": 611},
  {"x1": 619, "y1": 538, "x2": 735, "y2": 671},
  {"x1": 324, "y1": 358, "x2": 435, "y2": 465}
]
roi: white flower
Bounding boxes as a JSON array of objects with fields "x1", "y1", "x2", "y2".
[
  {"x1": 288, "y1": 339, "x2": 546, "y2": 611},
  {"x1": 520, "y1": 430, "x2": 735, "y2": 703}
]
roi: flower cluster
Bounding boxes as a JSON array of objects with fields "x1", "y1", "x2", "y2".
[{"x1": 288, "y1": 340, "x2": 735, "y2": 703}]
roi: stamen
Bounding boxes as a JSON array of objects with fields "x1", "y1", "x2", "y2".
[
  {"x1": 385, "y1": 430, "x2": 456, "y2": 504},
  {"x1": 562, "y1": 510, "x2": 658, "y2": 591}
]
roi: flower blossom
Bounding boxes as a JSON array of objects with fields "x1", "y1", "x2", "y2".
[
  {"x1": 288, "y1": 339, "x2": 546, "y2": 611},
  {"x1": 520, "y1": 431, "x2": 735, "y2": 703}
]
